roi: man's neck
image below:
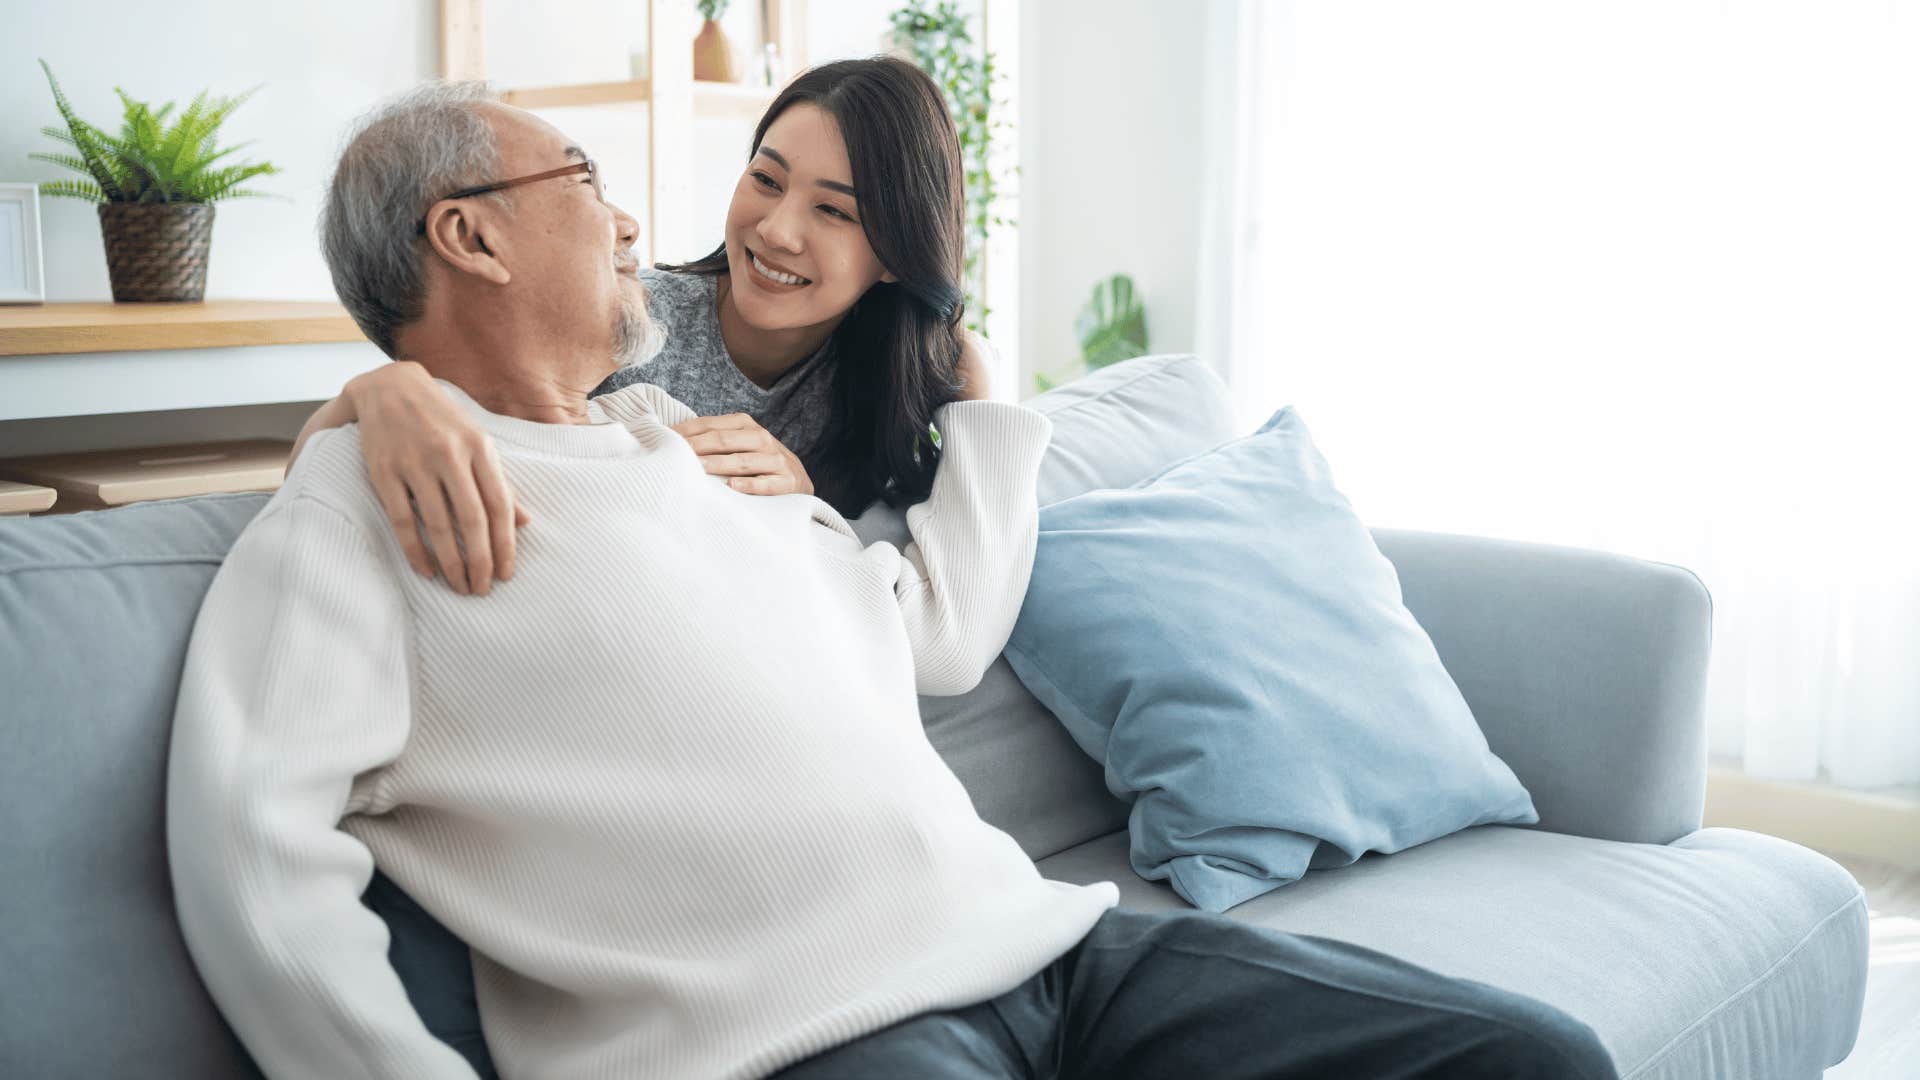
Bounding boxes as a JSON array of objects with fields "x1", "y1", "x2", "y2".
[
  {"x1": 400, "y1": 336, "x2": 612, "y2": 425},
  {"x1": 714, "y1": 275, "x2": 840, "y2": 390}
]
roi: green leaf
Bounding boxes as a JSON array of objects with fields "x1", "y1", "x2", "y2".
[
  {"x1": 891, "y1": 0, "x2": 1009, "y2": 324},
  {"x1": 38, "y1": 60, "x2": 125, "y2": 202},
  {"x1": 32, "y1": 61, "x2": 275, "y2": 205},
  {"x1": 39, "y1": 178, "x2": 106, "y2": 203},
  {"x1": 26, "y1": 150, "x2": 94, "y2": 178},
  {"x1": 1074, "y1": 274, "x2": 1150, "y2": 370}
]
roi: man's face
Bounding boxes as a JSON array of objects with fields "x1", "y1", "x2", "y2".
[{"x1": 478, "y1": 105, "x2": 658, "y2": 369}]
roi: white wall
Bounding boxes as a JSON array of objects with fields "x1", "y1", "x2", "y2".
[
  {"x1": 1017, "y1": 1, "x2": 1206, "y2": 392},
  {"x1": 5, "y1": 0, "x2": 437, "y2": 304}
]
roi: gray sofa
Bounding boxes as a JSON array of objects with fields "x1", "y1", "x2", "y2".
[{"x1": 0, "y1": 355, "x2": 1869, "y2": 1078}]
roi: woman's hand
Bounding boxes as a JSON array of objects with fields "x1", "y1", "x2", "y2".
[
  {"x1": 672, "y1": 413, "x2": 814, "y2": 496},
  {"x1": 955, "y1": 329, "x2": 996, "y2": 401},
  {"x1": 324, "y1": 362, "x2": 528, "y2": 596}
]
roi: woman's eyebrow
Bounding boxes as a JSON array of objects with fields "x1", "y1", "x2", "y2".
[{"x1": 755, "y1": 146, "x2": 858, "y2": 199}]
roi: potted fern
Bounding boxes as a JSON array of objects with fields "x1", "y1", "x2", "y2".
[{"x1": 30, "y1": 60, "x2": 277, "y2": 302}]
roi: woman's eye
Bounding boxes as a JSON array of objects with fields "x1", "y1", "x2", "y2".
[
  {"x1": 751, "y1": 171, "x2": 780, "y2": 190},
  {"x1": 819, "y1": 205, "x2": 853, "y2": 221}
]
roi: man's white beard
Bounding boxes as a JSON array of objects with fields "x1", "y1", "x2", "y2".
[{"x1": 612, "y1": 290, "x2": 666, "y2": 368}]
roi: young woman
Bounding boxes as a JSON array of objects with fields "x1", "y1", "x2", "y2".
[{"x1": 293, "y1": 56, "x2": 998, "y2": 595}]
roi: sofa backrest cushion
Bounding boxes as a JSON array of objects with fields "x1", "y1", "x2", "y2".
[
  {"x1": 852, "y1": 354, "x2": 1242, "y2": 860},
  {"x1": 1, "y1": 492, "x2": 272, "y2": 1079}
]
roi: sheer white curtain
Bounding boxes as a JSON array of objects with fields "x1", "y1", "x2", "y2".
[{"x1": 1204, "y1": 0, "x2": 1920, "y2": 790}]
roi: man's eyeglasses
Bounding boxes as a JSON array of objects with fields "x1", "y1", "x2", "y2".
[{"x1": 415, "y1": 159, "x2": 602, "y2": 236}]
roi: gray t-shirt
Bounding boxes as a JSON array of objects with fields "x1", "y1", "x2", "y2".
[{"x1": 591, "y1": 268, "x2": 837, "y2": 459}]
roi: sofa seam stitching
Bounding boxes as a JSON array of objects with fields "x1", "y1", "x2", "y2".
[
  {"x1": 0, "y1": 554, "x2": 232, "y2": 576},
  {"x1": 1620, "y1": 886, "x2": 1868, "y2": 1078}
]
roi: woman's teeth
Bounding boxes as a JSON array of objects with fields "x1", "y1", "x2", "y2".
[{"x1": 751, "y1": 251, "x2": 809, "y2": 287}]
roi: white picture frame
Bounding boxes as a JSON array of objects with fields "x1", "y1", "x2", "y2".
[{"x1": 0, "y1": 183, "x2": 48, "y2": 304}]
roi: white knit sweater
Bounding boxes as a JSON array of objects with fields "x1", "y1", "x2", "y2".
[{"x1": 167, "y1": 381, "x2": 1118, "y2": 1080}]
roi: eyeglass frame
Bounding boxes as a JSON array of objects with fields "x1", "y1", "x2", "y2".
[{"x1": 414, "y1": 159, "x2": 601, "y2": 237}]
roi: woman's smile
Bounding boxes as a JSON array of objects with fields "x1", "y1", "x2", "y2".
[{"x1": 746, "y1": 246, "x2": 812, "y2": 290}]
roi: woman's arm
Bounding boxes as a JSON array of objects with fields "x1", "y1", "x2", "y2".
[
  {"x1": 290, "y1": 394, "x2": 357, "y2": 470},
  {"x1": 956, "y1": 329, "x2": 997, "y2": 401},
  {"x1": 889, "y1": 400, "x2": 1052, "y2": 695},
  {"x1": 288, "y1": 362, "x2": 526, "y2": 596}
]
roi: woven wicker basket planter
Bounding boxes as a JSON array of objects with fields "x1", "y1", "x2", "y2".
[{"x1": 97, "y1": 203, "x2": 215, "y2": 302}]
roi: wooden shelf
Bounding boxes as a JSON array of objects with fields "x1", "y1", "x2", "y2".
[
  {"x1": 693, "y1": 80, "x2": 779, "y2": 119},
  {"x1": 500, "y1": 79, "x2": 776, "y2": 120},
  {"x1": 504, "y1": 79, "x2": 653, "y2": 110},
  {"x1": 0, "y1": 301, "x2": 365, "y2": 358},
  {"x1": 0, "y1": 439, "x2": 290, "y2": 509},
  {"x1": 0, "y1": 480, "x2": 57, "y2": 516}
]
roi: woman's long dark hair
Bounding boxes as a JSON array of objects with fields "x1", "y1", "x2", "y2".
[{"x1": 661, "y1": 57, "x2": 969, "y2": 518}]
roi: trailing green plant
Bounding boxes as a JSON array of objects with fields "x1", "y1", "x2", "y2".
[
  {"x1": 30, "y1": 59, "x2": 277, "y2": 206},
  {"x1": 890, "y1": 0, "x2": 1006, "y2": 335},
  {"x1": 1035, "y1": 273, "x2": 1150, "y2": 392},
  {"x1": 696, "y1": 0, "x2": 730, "y2": 21}
]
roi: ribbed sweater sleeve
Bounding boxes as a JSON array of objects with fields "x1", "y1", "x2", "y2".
[
  {"x1": 895, "y1": 400, "x2": 1053, "y2": 695},
  {"x1": 167, "y1": 484, "x2": 479, "y2": 1080}
]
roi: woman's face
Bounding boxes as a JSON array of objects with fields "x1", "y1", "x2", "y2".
[{"x1": 723, "y1": 103, "x2": 896, "y2": 332}]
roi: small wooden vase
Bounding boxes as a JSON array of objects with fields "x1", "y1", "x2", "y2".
[{"x1": 693, "y1": 19, "x2": 736, "y2": 82}]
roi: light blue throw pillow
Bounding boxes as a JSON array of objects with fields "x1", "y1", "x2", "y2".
[{"x1": 1003, "y1": 408, "x2": 1539, "y2": 912}]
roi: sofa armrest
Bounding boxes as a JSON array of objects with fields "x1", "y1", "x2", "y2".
[{"x1": 1372, "y1": 528, "x2": 1713, "y2": 846}]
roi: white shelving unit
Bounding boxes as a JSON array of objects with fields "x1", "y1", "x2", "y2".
[{"x1": 440, "y1": 0, "x2": 808, "y2": 266}]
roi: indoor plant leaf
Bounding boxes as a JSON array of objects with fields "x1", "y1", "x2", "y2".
[{"x1": 1074, "y1": 273, "x2": 1149, "y2": 370}]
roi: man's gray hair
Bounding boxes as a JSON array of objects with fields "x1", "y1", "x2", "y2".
[{"x1": 320, "y1": 81, "x2": 506, "y2": 357}]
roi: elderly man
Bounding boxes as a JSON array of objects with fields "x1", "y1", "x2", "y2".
[{"x1": 167, "y1": 84, "x2": 1617, "y2": 1080}]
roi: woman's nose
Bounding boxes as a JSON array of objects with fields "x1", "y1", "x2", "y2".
[{"x1": 756, "y1": 195, "x2": 806, "y2": 254}]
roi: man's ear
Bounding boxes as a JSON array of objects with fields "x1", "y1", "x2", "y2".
[{"x1": 422, "y1": 202, "x2": 513, "y2": 286}]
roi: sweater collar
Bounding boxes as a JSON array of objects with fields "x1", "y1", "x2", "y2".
[{"x1": 434, "y1": 380, "x2": 638, "y2": 458}]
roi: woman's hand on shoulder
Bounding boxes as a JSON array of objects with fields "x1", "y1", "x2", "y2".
[
  {"x1": 672, "y1": 413, "x2": 814, "y2": 497},
  {"x1": 955, "y1": 329, "x2": 996, "y2": 402},
  {"x1": 347, "y1": 361, "x2": 529, "y2": 596}
]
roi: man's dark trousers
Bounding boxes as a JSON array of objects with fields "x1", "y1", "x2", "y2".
[{"x1": 773, "y1": 908, "x2": 1618, "y2": 1079}]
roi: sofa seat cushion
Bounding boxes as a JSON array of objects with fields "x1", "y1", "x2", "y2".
[{"x1": 1035, "y1": 825, "x2": 1868, "y2": 1079}]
